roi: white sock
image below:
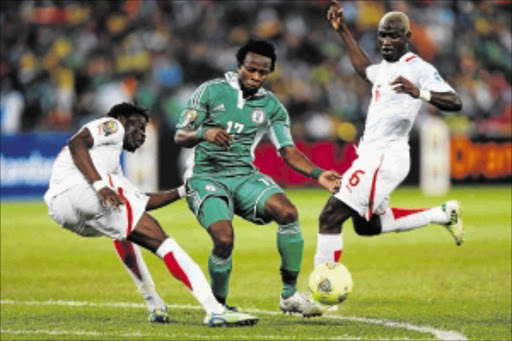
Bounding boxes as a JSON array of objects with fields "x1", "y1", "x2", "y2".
[
  {"x1": 380, "y1": 206, "x2": 448, "y2": 233},
  {"x1": 114, "y1": 241, "x2": 165, "y2": 312},
  {"x1": 314, "y1": 233, "x2": 344, "y2": 267},
  {"x1": 156, "y1": 238, "x2": 224, "y2": 314}
]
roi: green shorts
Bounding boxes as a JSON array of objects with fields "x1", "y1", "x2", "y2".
[{"x1": 185, "y1": 172, "x2": 284, "y2": 229}]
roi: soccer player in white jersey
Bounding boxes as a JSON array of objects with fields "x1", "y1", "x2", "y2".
[
  {"x1": 314, "y1": 1, "x2": 465, "y2": 267},
  {"x1": 44, "y1": 102, "x2": 258, "y2": 327}
]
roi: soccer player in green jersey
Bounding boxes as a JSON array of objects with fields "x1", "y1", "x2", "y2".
[{"x1": 175, "y1": 39, "x2": 341, "y2": 317}]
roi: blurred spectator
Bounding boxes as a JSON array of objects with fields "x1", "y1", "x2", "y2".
[{"x1": 0, "y1": 0, "x2": 510, "y2": 138}]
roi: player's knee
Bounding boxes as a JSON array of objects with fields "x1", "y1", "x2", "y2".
[
  {"x1": 213, "y1": 239, "x2": 233, "y2": 258},
  {"x1": 211, "y1": 229, "x2": 234, "y2": 258},
  {"x1": 274, "y1": 204, "x2": 298, "y2": 225},
  {"x1": 353, "y1": 217, "x2": 381, "y2": 236}
]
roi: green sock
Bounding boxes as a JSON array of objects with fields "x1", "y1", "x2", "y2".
[
  {"x1": 277, "y1": 221, "x2": 303, "y2": 299},
  {"x1": 208, "y1": 253, "x2": 232, "y2": 302}
]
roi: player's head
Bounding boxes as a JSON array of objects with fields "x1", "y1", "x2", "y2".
[
  {"x1": 107, "y1": 102, "x2": 149, "y2": 152},
  {"x1": 377, "y1": 11, "x2": 411, "y2": 62},
  {"x1": 236, "y1": 39, "x2": 276, "y2": 95}
]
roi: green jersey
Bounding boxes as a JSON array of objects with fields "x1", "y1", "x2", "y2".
[{"x1": 177, "y1": 72, "x2": 294, "y2": 177}]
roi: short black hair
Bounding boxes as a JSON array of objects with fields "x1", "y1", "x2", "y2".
[
  {"x1": 107, "y1": 102, "x2": 149, "y2": 121},
  {"x1": 236, "y1": 39, "x2": 277, "y2": 72}
]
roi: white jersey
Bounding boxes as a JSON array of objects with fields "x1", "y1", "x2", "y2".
[
  {"x1": 44, "y1": 117, "x2": 125, "y2": 201},
  {"x1": 361, "y1": 52, "x2": 455, "y2": 148}
]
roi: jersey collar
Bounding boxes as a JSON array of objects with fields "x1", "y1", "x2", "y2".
[
  {"x1": 399, "y1": 52, "x2": 415, "y2": 62},
  {"x1": 225, "y1": 72, "x2": 267, "y2": 98},
  {"x1": 225, "y1": 72, "x2": 267, "y2": 109}
]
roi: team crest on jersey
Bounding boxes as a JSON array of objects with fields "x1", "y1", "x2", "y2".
[
  {"x1": 99, "y1": 120, "x2": 118, "y2": 136},
  {"x1": 205, "y1": 184, "x2": 216, "y2": 192},
  {"x1": 183, "y1": 109, "x2": 198, "y2": 126},
  {"x1": 251, "y1": 108, "x2": 266, "y2": 125}
]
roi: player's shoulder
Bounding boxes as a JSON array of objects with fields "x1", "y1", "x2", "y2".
[
  {"x1": 402, "y1": 53, "x2": 434, "y2": 69},
  {"x1": 263, "y1": 89, "x2": 282, "y2": 105},
  {"x1": 84, "y1": 117, "x2": 124, "y2": 137},
  {"x1": 197, "y1": 77, "x2": 229, "y2": 91}
]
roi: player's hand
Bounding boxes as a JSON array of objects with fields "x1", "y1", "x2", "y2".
[
  {"x1": 391, "y1": 76, "x2": 420, "y2": 98},
  {"x1": 204, "y1": 128, "x2": 235, "y2": 150},
  {"x1": 318, "y1": 170, "x2": 342, "y2": 193},
  {"x1": 327, "y1": 0, "x2": 345, "y2": 32},
  {"x1": 97, "y1": 187, "x2": 125, "y2": 209}
]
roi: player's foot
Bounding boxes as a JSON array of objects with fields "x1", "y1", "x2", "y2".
[
  {"x1": 442, "y1": 200, "x2": 464, "y2": 246},
  {"x1": 148, "y1": 307, "x2": 169, "y2": 323},
  {"x1": 203, "y1": 310, "x2": 259, "y2": 327},
  {"x1": 280, "y1": 292, "x2": 323, "y2": 317}
]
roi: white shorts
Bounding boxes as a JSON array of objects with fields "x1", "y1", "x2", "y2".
[
  {"x1": 45, "y1": 174, "x2": 149, "y2": 240},
  {"x1": 334, "y1": 143, "x2": 410, "y2": 220}
]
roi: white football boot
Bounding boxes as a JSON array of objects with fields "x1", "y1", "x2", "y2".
[
  {"x1": 442, "y1": 200, "x2": 464, "y2": 246},
  {"x1": 280, "y1": 292, "x2": 323, "y2": 317},
  {"x1": 203, "y1": 310, "x2": 259, "y2": 327}
]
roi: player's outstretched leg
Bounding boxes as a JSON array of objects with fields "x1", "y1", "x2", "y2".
[
  {"x1": 113, "y1": 240, "x2": 168, "y2": 323},
  {"x1": 354, "y1": 201, "x2": 464, "y2": 246},
  {"x1": 127, "y1": 213, "x2": 258, "y2": 326}
]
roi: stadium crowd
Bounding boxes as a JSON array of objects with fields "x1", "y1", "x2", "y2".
[{"x1": 1, "y1": 0, "x2": 511, "y2": 140}]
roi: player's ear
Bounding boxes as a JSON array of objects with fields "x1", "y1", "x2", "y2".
[
  {"x1": 405, "y1": 31, "x2": 411, "y2": 39},
  {"x1": 116, "y1": 115, "x2": 128, "y2": 126}
]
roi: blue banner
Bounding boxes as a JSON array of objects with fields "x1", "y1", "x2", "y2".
[{"x1": 1, "y1": 133, "x2": 72, "y2": 200}]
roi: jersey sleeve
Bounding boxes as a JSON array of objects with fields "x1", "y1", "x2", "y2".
[
  {"x1": 418, "y1": 63, "x2": 455, "y2": 93},
  {"x1": 176, "y1": 82, "x2": 211, "y2": 130},
  {"x1": 268, "y1": 100, "x2": 294, "y2": 149},
  {"x1": 83, "y1": 118, "x2": 124, "y2": 147},
  {"x1": 365, "y1": 64, "x2": 379, "y2": 84}
]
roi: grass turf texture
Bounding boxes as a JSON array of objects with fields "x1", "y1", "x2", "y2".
[{"x1": 1, "y1": 186, "x2": 511, "y2": 340}]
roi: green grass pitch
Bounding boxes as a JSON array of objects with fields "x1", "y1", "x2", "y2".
[{"x1": 1, "y1": 186, "x2": 511, "y2": 340}]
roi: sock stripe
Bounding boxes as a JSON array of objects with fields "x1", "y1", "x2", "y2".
[
  {"x1": 114, "y1": 240, "x2": 143, "y2": 280},
  {"x1": 163, "y1": 252, "x2": 192, "y2": 290},
  {"x1": 392, "y1": 208, "x2": 427, "y2": 219},
  {"x1": 278, "y1": 222, "x2": 301, "y2": 235},
  {"x1": 210, "y1": 254, "x2": 231, "y2": 266},
  {"x1": 334, "y1": 250, "x2": 342, "y2": 263}
]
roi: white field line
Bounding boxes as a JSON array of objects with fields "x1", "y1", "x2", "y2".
[
  {"x1": 0, "y1": 329, "x2": 354, "y2": 340},
  {"x1": 0, "y1": 299, "x2": 467, "y2": 341}
]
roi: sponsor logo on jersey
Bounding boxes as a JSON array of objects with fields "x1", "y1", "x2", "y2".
[
  {"x1": 205, "y1": 184, "x2": 216, "y2": 192},
  {"x1": 99, "y1": 121, "x2": 118, "y2": 136},
  {"x1": 212, "y1": 104, "x2": 225, "y2": 112},
  {"x1": 251, "y1": 108, "x2": 266, "y2": 125}
]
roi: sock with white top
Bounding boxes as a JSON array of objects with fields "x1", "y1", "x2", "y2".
[
  {"x1": 156, "y1": 238, "x2": 224, "y2": 314},
  {"x1": 314, "y1": 233, "x2": 344, "y2": 267}
]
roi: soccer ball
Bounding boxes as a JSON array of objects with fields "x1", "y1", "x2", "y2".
[{"x1": 308, "y1": 262, "x2": 353, "y2": 306}]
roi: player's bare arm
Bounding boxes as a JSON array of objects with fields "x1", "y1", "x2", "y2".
[
  {"x1": 175, "y1": 128, "x2": 235, "y2": 150},
  {"x1": 145, "y1": 187, "x2": 185, "y2": 211},
  {"x1": 280, "y1": 146, "x2": 341, "y2": 193},
  {"x1": 327, "y1": 0, "x2": 372, "y2": 80},
  {"x1": 68, "y1": 128, "x2": 124, "y2": 208},
  {"x1": 391, "y1": 76, "x2": 463, "y2": 111}
]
